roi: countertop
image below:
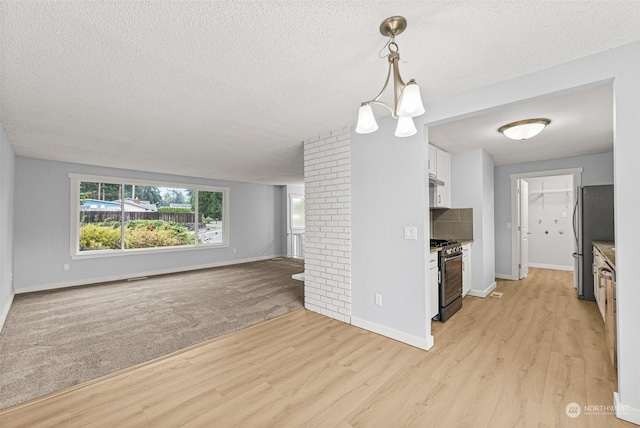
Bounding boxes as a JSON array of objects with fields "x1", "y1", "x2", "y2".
[{"x1": 593, "y1": 241, "x2": 615, "y2": 269}]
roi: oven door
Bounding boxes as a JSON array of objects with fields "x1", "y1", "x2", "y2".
[{"x1": 441, "y1": 254, "x2": 463, "y2": 307}]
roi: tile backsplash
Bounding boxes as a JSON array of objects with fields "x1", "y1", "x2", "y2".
[{"x1": 430, "y1": 208, "x2": 474, "y2": 240}]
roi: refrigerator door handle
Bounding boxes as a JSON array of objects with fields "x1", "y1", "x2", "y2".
[{"x1": 572, "y1": 186, "x2": 580, "y2": 246}]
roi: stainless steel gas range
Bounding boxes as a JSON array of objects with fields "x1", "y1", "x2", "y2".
[{"x1": 430, "y1": 239, "x2": 463, "y2": 322}]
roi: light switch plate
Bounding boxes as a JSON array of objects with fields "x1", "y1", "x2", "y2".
[{"x1": 404, "y1": 226, "x2": 418, "y2": 240}]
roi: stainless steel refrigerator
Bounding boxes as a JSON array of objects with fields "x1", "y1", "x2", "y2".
[{"x1": 572, "y1": 185, "x2": 614, "y2": 300}]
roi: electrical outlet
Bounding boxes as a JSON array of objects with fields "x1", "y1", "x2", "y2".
[
  {"x1": 63, "y1": 264, "x2": 70, "y2": 271},
  {"x1": 375, "y1": 293, "x2": 383, "y2": 306},
  {"x1": 232, "y1": 248, "x2": 237, "y2": 254}
]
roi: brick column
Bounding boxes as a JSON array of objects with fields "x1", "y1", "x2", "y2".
[{"x1": 303, "y1": 128, "x2": 351, "y2": 323}]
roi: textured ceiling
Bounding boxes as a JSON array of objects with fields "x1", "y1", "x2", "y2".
[
  {"x1": 2, "y1": 1, "x2": 640, "y2": 185},
  {"x1": 429, "y1": 83, "x2": 614, "y2": 165}
]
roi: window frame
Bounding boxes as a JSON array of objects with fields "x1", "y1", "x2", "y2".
[
  {"x1": 69, "y1": 173, "x2": 230, "y2": 259},
  {"x1": 289, "y1": 194, "x2": 305, "y2": 232}
]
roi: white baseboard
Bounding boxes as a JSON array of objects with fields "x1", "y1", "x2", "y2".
[
  {"x1": 614, "y1": 392, "x2": 640, "y2": 424},
  {"x1": 528, "y1": 262, "x2": 574, "y2": 271},
  {"x1": 467, "y1": 281, "x2": 497, "y2": 298},
  {"x1": 0, "y1": 292, "x2": 15, "y2": 333},
  {"x1": 351, "y1": 316, "x2": 434, "y2": 351},
  {"x1": 495, "y1": 273, "x2": 514, "y2": 280},
  {"x1": 15, "y1": 254, "x2": 288, "y2": 294}
]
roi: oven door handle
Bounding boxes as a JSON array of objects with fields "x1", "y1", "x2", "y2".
[{"x1": 444, "y1": 253, "x2": 463, "y2": 261}]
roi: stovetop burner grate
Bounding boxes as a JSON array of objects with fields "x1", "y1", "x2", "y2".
[{"x1": 430, "y1": 239, "x2": 459, "y2": 248}]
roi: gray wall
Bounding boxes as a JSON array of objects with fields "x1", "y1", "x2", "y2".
[
  {"x1": 13, "y1": 157, "x2": 286, "y2": 292},
  {"x1": 450, "y1": 149, "x2": 496, "y2": 294},
  {"x1": 481, "y1": 150, "x2": 496, "y2": 290},
  {"x1": 0, "y1": 122, "x2": 15, "y2": 329},
  {"x1": 351, "y1": 116, "x2": 430, "y2": 345},
  {"x1": 494, "y1": 152, "x2": 613, "y2": 277}
]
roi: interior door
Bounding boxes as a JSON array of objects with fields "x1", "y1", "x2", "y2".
[{"x1": 518, "y1": 179, "x2": 529, "y2": 279}]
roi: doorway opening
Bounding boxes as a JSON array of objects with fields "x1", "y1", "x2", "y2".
[{"x1": 509, "y1": 169, "x2": 582, "y2": 281}]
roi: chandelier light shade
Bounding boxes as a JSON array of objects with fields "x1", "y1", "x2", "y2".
[
  {"x1": 397, "y1": 81, "x2": 425, "y2": 117},
  {"x1": 498, "y1": 118, "x2": 551, "y2": 141},
  {"x1": 395, "y1": 116, "x2": 418, "y2": 137},
  {"x1": 355, "y1": 16, "x2": 425, "y2": 138},
  {"x1": 355, "y1": 104, "x2": 379, "y2": 134}
]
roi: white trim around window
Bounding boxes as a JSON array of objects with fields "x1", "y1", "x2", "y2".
[{"x1": 69, "y1": 173, "x2": 230, "y2": 259}]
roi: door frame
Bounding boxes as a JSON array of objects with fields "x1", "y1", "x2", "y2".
[
  {"x1": 517, "y1": 178, "x2": 529, "y2": 279},
  {"x1": 509, "y1": 168, "x2": 583, "y2": 280}
]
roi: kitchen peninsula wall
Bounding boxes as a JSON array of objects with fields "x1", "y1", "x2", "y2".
[{"x1": 430, "y1": 208, "x2": 473, "y2": 241}]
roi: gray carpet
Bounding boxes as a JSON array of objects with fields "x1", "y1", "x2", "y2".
[{"x1": 0, "y1": 258, "x2": 304, "y2": 410}]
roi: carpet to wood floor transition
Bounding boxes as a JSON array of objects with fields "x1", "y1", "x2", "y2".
[{"x1": 0, "y1": 257, "x2": 304, "y2": 410}]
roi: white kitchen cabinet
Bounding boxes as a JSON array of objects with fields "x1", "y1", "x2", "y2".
[
  {"x1": 429, "y1": 251, "x2": 439, "y2": 319},
  {"x1": 428, "y1": 144, "x2": 437, "y2": 177},
  {"x1": 593, "y1": 246, "x2": 606, "y2": 321},
  {"x1": 462, "y1": 243, "x2": 471, "y2": 296},
  {"x1": 435, "y1": 149, "x2": 451, "y2": 208},
  {"x1": 428, "y1": 145, "x2": 451, "y2": 208}
]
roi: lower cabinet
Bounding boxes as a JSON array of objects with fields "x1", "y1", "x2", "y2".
[
  {"x1": 429, "y1": 251, "x2": 439, "y2": 319},
  {"x1": 462, "y1": 243, "x2": 471, "y2": 296},
  {"x1": 592, "y1": 244, "x2": 617, "y2": 368},
  {"x1": 593, "y1": 248, "x2": 606, "y2": 321}
]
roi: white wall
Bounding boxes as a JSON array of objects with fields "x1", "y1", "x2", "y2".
[
  {"x1": 526, "y1": 175, "x2": 574, "y2": 270},
  {"x1": 0, "y1": 121, "x2": 15, "y2": 331},
  {"x1": 420, "y1": 40, "x2": 639, "y2": 423},
  {"x1": 450, "y1": 149, "x2": 496, "y2": 296},
  {"x1": 13, "y1": 157, "x2": 286, "y2": 292},
  {"x1": 494, "y1": 152, "x2": 613, "y2": 277},
  {"x1": 351, "y1": 116, "x2": 432, "y2": 350}
]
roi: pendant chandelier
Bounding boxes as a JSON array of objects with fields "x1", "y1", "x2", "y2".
[{"x1": 356, "y1": 16, "x2": 425, "y2": 138}]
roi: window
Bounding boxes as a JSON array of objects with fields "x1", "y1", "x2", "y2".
[
  {"x1": 288, "y1": 194, "x2": 305, "y2": 259},
  {"x1": 290, "y1": 195, "x2": 305, "y2": 230},
  {"x1": 70, "y1": 174, "x2": 229, "y2": 258}
]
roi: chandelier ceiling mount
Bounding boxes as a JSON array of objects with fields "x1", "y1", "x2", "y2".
[{"x1": 356, "y1": 16, "x2": 425, "y2": 138}]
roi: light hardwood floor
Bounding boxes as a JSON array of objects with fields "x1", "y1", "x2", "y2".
[{"x1": 0, "y1": 268, "x2": 633, "y2": 427}]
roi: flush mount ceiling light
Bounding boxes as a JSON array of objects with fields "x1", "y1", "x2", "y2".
[
  {"x1": 498, "y1": 118, "x2": 551, "y2": 141},
  {"x1": 356, "y1": 16, "x2": 425, "y2": 138}
]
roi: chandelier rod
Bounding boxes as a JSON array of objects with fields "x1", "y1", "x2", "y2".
[{"x1": 361, "y1": 41, "x2": 409, "y2": 118}]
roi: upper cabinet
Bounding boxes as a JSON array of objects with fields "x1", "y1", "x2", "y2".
[
  {"x1": 428, "y1": 144, "x2": 451, "y2": 208},
  {"x1": 428, "y1": 144, "x2": 437, "y2": 177},
  {"x1": 435, "y1": 149, "x2": 451, "y2": 208}
]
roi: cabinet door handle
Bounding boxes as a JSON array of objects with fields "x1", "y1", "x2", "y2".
[{"x1": 438, "y1": 195, "x2": 441, "y2": 204}]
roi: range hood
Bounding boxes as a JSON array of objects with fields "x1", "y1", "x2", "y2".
[{"x1": 429, "y1": 177, "x2": 444, "y2": 187}]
